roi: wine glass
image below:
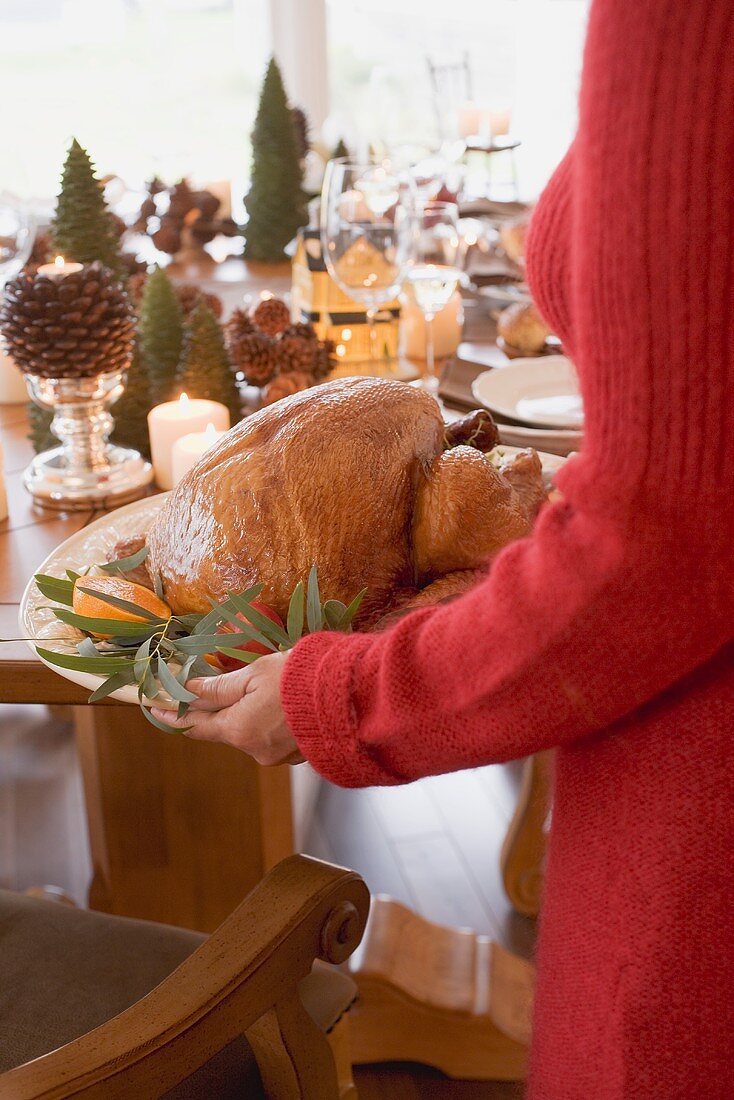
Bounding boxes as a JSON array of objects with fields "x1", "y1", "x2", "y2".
[
  {"x1": 321, "y1": 159, "x2": 415, "y2": 365},
  {"x1": 0, "y1": 200, "x2": 36, "y2": 289},
  {"x1": 405, "y1": 200, "x2": 462, "y2": 393}
]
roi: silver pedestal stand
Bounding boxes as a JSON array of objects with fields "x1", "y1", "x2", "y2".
[{"x1": 23, "y1": 369, "x2": 153, "y2": 511}]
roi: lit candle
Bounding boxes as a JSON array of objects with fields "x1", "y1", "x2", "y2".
[
  {"x1": 37, "y1": 255, "x2": 84, "y2": 280},
  {"x1": 171, "y1": 422, "x2": 225, "y2": 487},
  {"x1": 0, "y1": 337, "x2": 28, "y2": 404},
  {"x1": 147, "y1": 393, "x2": 230, "y2": 490},
  {"x1": 401, "y1": 289, "x2": 464, "y2": 361},
  {"x1": 458, "y1": 101, "x2": 485, "y2": 139},
  {"x1": 0, "y1": 440, "x2": 8, "y2": 522},
  {"x1": 488, "y1": 108, "x2": 512, "y2": 138}
]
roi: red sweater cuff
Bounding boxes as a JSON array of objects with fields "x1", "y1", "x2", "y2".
[{"x1": 281, "y1": 631, "x2": 403, "y2": 788}]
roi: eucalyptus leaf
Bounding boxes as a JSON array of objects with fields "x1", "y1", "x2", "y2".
[
  {"x1": 187, "y1": 655, "x2": 218, "y2": 678},
  {"x1": 153, "y1": 572, "x2": 164, "y2": 599},
  {"x1": 157, "y1": 656, "x2": 198, "y2": 703},
  {"x1": 54, "y1": 608, "x2": 166, "y2": 638},
  {"x1": 77, "y1": 637, "x2": 101, "y2": 658},
  {"x1": 323, "y1": 599, "x2": 348, "y2": 629},
  {"x1": 215, "y1": 645, "x2": 263, "y2": 665},
  {"x1": 88, "y1": 667, "x2": 137, "y2": 702},
  {"x1": 100, "y1": 544, "x2": 150, "y2": 574},
  {"x1": 192, "y1": 584, "x2": 264, "y2": 636},
  {"x1": 36, "y1": 646, "x2": 135, "y2": 673},
  {"x1": 140, "y1": 704, "x2": 190, "y2": 734},
  {"x1": 306, "y1": 565, "x2": 322, "y2": 633},
  {"x1": 287, "y1": 581, "x2": 304, "y2": 643},
  {"x1": 142, "y1": 666, "x2": 160, "y2": 701},
  {"x1": 76, "y1": 586, "x2": 162, "y2": 622},
  {"x1": 66, "y1": 569, "x2": 81, "y2": 582},
  {"x1": 34, "y1": 575, "x2": 75, "y2": 607},
  {"x1": 175, "y1": 655, "x2": 197, "y2": 685},
  {"x1": 177, "y1": 701, "x2": 190, "y2": 720},
  {"x1": 225, "y1": 592, "x2": 291, "y2": 648},
  {"x1": 216, "y1": 603, "x2": 277, "y2": 651},
  {"x1": 341, "y1": 587, "x2": 367, "y2": 627}
]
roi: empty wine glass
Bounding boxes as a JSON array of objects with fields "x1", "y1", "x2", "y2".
[
  {"x1": 0, "y1": 200, "x2": 35, "y2": 288},
  {"x1": 321, "y1": 159, "x2": 415, "y2": 365},
  {"x1": 404, "y1": 201, "x2": 462, "y2": 393}
]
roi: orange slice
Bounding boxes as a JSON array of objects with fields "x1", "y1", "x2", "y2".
[{"x1": 73, "y1": 576, "x2": 171, "y2": 637}]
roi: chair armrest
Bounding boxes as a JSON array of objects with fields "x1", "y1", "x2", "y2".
[{"x1": 0, "y1": 855, "x2": 369, "y2": 1099}]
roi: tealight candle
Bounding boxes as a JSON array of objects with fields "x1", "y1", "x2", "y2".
[
  {"x1": 0, "y1": 441, "x2": 8, "y2": 522},
  {"x1": 147, "y1": 393, "x2": 230, "y2": 490},
  {"x1": 401, "y1": 289, "x2": 464, "y2": 361},
  {"x1": 37, "y1": 255, "x2": 84, "y2": 280},
  {"x1": 171, "y1": 422, "x2": 225, "y2": 487},
  {"x1": 0, "y1": 337, "x2": 28, "y2": 403}
]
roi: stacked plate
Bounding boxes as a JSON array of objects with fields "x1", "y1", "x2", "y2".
[{"x1": 471, "y1": 355, "x2": 582, "y2": 456}]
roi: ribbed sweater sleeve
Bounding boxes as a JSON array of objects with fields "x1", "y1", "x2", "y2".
[{"x1": 281, "y1": 0, "x2": 734, "y2": 788}]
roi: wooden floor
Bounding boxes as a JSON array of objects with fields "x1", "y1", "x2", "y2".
[{"x1": 0, "y1": 703, "x2": 534, "y2": 1098}]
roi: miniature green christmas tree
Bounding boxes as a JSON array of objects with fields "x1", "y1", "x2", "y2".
[
  {"x1": 178, "y1": 300, "x2": 241, "y2": 424},
  {"x1": 110, "y1": 268, "x2": 183, "y2": 459},
  {"x1": 52, "y1": 139, "x2": 123, "y2": 275},
  {"x1": 28, "y1": 404, "x2": 56, "y2": 454},
  {"x1": 244, "y1": 58, "x2": 308, "y2": 262}
]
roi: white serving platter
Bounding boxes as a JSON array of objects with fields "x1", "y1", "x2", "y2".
[{"x1": 21, "y1": 446, "x2": 566, "y2": 706}]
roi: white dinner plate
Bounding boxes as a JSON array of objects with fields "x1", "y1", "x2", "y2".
[
  {"x1": 472, "y1": 356, "x2": 583, "y2": 429},
  {"x1": 21, "y1": 445, "x2": 566, "y2": 707}
]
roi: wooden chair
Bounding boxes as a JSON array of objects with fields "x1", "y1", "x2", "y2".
[{"x1": 0, "y1": 855, "x2": 369, "y2": 1099}]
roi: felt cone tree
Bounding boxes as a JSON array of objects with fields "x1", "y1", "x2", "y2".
[
  {"x1": 178, "y1": 300, "x2": 241, "y2": 424},
  {"x1": 111, "y1": 268, "x2": 183, "y2": 458},
  {"x1": 244, "y1": 58, "x2": 308, "y2": 262},
  {"x1": 52, "y1": 139, "x2": 123, "y2": 275},
  {"x1": 28, "y1": 404, "x2": 57, "y2": 454}
]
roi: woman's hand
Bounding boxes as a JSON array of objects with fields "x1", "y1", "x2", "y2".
[{"x1": 150, "y1": 651, "x2": 304, "y2": 766}]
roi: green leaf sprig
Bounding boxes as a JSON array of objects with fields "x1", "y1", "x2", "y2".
[{"x1": 32, "y1": 551, "x2": 367, "y2": 734}]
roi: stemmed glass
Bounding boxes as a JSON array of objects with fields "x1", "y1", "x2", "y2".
[
  {"x1": 320, "y1": 159, "x2": 415, "y2": 365},
  {"x1": 0, "y1": 200, "x2": 35, "y2": 289},
  {"x1": 404, "y1": 200, "x2": 461, "y2": 393}
]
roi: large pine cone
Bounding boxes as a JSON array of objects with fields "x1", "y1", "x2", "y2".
[
  {"x1": 261, "y1": 370, "x2": 313, "y2": 406},
  {"x1": 0, "y1": 262, "x2": 135, "y2": 379},
  {"x1": 279, "y1": 322, "x2": 318, "y2": 373},
  {"x1": 252, "y1": 295, "x2": 290, "y2": 336},
  {"x1": 175, "y1": 283, "x2": 223, "y2": 319}
]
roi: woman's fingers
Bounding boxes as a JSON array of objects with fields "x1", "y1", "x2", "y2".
[
  {"x1": 149, "y1": 705, "x2": 227, "y2": 742},
  {"x1": 185, "y1": 666, "x2": 255, "y2": 710}
]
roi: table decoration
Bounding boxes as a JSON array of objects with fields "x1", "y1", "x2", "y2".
[
  {"x1": 52, "y1": 139, "x2": 124, "y2": 276},
  {"x1": 224, "y1": 299, "x2": 335, "y2": 400},
  {"x1": 171, "y1": 423, "x2": 225, "y2": 486},
  {"x1": 178, "y1": 300, "x2": 242, "y2": 424},
  {"x1": 147, "y1": 393, "x2": 229, "y2": 490},
  {"x1": 402, "y1": 288, "x2": 463, "y2": 361},
  {"x1": 0, "y1": 260, "x2": 153, "y2": 509},
  {"x1": 244, "y1": 57, "x2": 308, "y2": 263},
  {"x1": 132, "y1": 178, "x2": 239, "y2": 262},
  {"x1": 291, "y1": 227, "x2": 401, "y2": 363}
]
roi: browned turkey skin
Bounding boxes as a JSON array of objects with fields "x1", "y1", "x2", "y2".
[{"x1": 129, "y1": 377, "x2": 545, "y2": 626}]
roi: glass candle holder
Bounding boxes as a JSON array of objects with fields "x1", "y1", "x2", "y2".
[{"x1": 23, "y1": 368, "x2": 153, "y2": 510}]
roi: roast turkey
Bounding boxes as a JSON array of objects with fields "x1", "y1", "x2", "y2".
[{"x1": 131, "y1": 377, "x2": 545, "y2": 626}]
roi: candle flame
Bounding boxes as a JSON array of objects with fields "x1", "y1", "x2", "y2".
[
  {"x1": 54, "y1": 255, "x2": 65, "y2": 269},
  {"x1": 179, "y1": 392, "x2": 189, "y2": 406},
  {"x1": 260, "y1": 290, "x2": 273, "y2": 301}
]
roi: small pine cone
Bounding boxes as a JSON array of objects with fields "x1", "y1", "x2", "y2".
[
  {"x1": 176, "y1": 283, "x2": 223, "y2": 319},
  {"x1": 278, "y1": 322, "x2": 318, "y2": 373},
  {"x1": 0, "y1": 261, "x2": 135, "y2": 379},
  {"x1": 151, "y1": 221, "x2": 181, "y2": 255},
  {"x1": 262, "y1": 370, "x2": 313, "y2": 406},
  {"x1": 312, "y1": 338, "x2": 336, "y2": 381},
  {"x1": 127, "y1": 271, "x2": 148, "y2": 306},
  {"x1": 252, "y1": 296, "x2": 290, "y2": 337},
  {"x1": 226, "y1": 309, "x2": 278, "y2": 386}
]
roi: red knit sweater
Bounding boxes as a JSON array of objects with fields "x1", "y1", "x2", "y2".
[{"x1": 282, "y1": 2, "x2": 734, "y2": 1095}]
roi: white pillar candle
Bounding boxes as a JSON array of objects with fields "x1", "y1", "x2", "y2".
[
  {"x1": 147, "y1": 393, "x2": 230, "y2": 491},
  {"x1": 171, "y1": 422, "x2": 225, "y2": 487},
  {"x1": 0, "y1": 339, "x2": 28, "y2": 404},
  {"x1": 401, "y1": 289, "x2": 464, "y2": 361},
  {"x1": 488, "y1": 108, "x2": 512, "y2": 138},
  {"x1": 37, "y1": 256, "x2": 84, "y2": 280},
  {"x1": 0, "y1": 441, "x2": 8, "y2": 522},
  {"x1": 458, "y1": 101, "x2": 486, "y2": 139}
]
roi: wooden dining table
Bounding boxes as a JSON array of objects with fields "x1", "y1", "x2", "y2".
[{"x1": 0, "y1": 261, "x2": 551, "y2": 934}]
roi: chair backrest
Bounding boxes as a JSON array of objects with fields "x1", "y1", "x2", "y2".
[
  {"x1": 426, "y1": 52, "x2": 474, "y2": 139},
  {"x1": 0, "y1": 855, "x2": 370, "y2": 1099}
]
